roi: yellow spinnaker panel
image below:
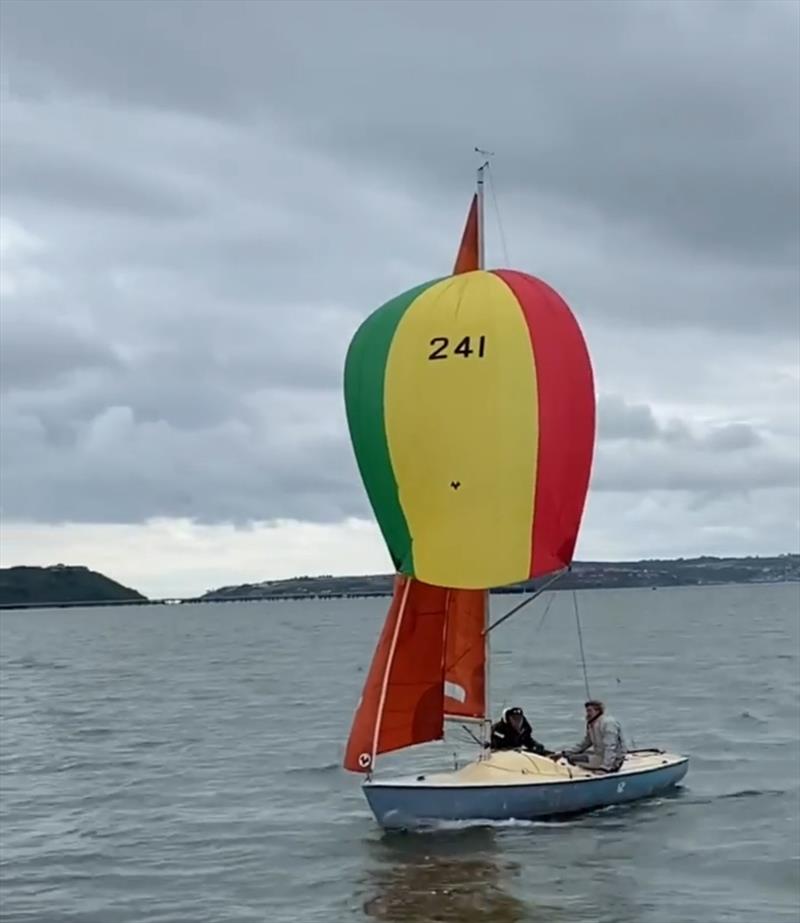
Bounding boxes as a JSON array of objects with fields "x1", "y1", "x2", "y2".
[{"x1": 384, "y1": 272, "x2": 539, "y2": 588}]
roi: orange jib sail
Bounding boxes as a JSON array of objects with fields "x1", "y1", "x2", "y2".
[
  {"x1": 343, "y1": 577, "x2": 447, "y2": 773},
  {"x1": 443, "y1": 589, "x2": 487, "y2": 720},
  {"x1": 343, "y1": 578, "x2": 489, "y2": 774}
]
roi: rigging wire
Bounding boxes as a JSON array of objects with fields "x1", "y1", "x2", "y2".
[
  {"x1": 533, "y1": 591, "x2": 557, "y2": 634},
  {"x1": 572, "y1": 590, "x2": 591, "y2": 699},
  {"x1": 485, "y1": 163, "x2": 510, "y2": 267},
  {"x1": 484, "y1": 568, "x2": 566, "y2": 635},
  {"x1": 458, "y1": 724, "x2": 484, "y2": 747}
]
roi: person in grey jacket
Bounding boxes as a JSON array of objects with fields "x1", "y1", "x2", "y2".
[{"x1": 560, "y1": 700, "x2": 627, "y2": 772}]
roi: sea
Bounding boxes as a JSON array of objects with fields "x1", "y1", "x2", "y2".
[{"x1": 1, "y1": 583, "x2": 798, "y2": 923}]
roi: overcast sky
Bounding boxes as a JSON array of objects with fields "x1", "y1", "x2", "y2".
[{"x1": 1, "y1": 0, "x2": 798, "y2": 597}]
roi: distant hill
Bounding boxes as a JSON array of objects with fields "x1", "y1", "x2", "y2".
[
  {"x1": 3, "y1": 555, "x2": 797, "y2": 610},
  {"x1": 200, "y1": 553, "x2": 800, "y2": 601},
  {"x1": 0, "y1": 565, "x2": 146, "y2": 607}
]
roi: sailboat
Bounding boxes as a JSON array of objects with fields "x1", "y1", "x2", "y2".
[{"x1": 342, "y1": 159, "x2": 688, "y2": 830}]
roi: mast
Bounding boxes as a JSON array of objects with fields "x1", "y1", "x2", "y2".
[
  {"x1": 474, "y1": 148, "x2": 492, "y2": 271},
  {"x1": 477, "y1": 161, "x2": 486, "y2": 271},
  {"x1": 475, "y1": 151, "x2": 491, "y2": 740}
]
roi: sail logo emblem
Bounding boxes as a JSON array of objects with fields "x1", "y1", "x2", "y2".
[
  {"x1": 358, "y1": 753, "x2": 372, "y2": 769},
  {"x1": 617, "y1": 781, "x2": 626, "y2": 793}
]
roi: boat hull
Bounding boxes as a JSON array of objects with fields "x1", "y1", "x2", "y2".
[{"x1": 362, "y1": 750, "x2": 689, "y2": 829}]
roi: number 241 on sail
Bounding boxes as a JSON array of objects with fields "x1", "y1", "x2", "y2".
[{"x1": 428, "y1": 336, "x2": 486, "y2": 360}]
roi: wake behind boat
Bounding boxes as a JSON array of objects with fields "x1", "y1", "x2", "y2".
[{"x1": 340, "y1": 154, "x2": 689, "y2": 829}]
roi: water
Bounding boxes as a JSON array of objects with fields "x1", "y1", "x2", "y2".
[{"x1": 1, "y1": 583, "x2": 798, "y2": 922}]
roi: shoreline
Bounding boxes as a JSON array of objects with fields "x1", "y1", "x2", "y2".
[{"x1": 1, "y1": 576, "x2": 797, "y2": 612}]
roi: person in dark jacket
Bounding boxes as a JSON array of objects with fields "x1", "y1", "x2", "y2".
[{"x1": 488, "y1": 706, "x2": 552, "y2": 755}]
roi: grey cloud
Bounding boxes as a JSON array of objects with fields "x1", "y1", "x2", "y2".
[
  {"x1": 705, "y1": 423, "x2": 762, "y2": 453},
  {"x1": 660, "y1": 419, "x2": 695, "y2": 445},
  {"x1": 592, "y1": 395, "x2": 793, "y2": 495},
  {"x1": 2, "y1": 61, "x2": 797, "y2": 339},
  {"x1": 591, "y1": 430, "x2": 796, "y2": 494},
  {"x1": 2, "y1": 136, "x2": 199, "y2": 220},
  {"x1": 0, "y1": 317, "x2": 120, "y2": 391},
  {"x1": 0, "y1": 391, "x2": 366, "y2": 525},
  {"x1": 582, "y1": 486, "x2": 799, "y2": 560},
  {"x1": 2, "y1": 371, "x2": 793, "y2": 525},
  {"x1": 0, "y1": 0, "x2": 251, "y2": 118},
  {"x1": 599, "y1": 395, "x2": 765, "y2": 453},
  {"x1": 0, "y1": 0, "x2": 797, "y2": 553},
  {"x1": 598, "y1": 395, "x2": 659, "y2": 440},
  {"x1": 1, "y1": 0, "x2": 798, "y2": 269},
  {"x1": 0, "y1": 296, "x2": 354, "y2": 434}
]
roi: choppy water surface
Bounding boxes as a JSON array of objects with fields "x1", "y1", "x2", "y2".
[{"x1": 1, "y1": 583, "x2": 798, "y2": 922}]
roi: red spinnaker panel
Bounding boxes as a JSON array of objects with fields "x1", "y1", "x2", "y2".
[{"x1": 494, "y1": 270, "x2": 596, "y2": 576}]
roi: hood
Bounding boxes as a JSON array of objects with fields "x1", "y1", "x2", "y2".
[{"x1": 501, "y1": 707, "x2": 528, "y2": 726}]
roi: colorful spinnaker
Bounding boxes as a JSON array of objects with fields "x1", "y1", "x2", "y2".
[
  {"x1": 344, "y1": 269, "x2": 595, "y2": 589},
  {"x1": 343, "y1": 159, "x2": 596, "y2": 774}
]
